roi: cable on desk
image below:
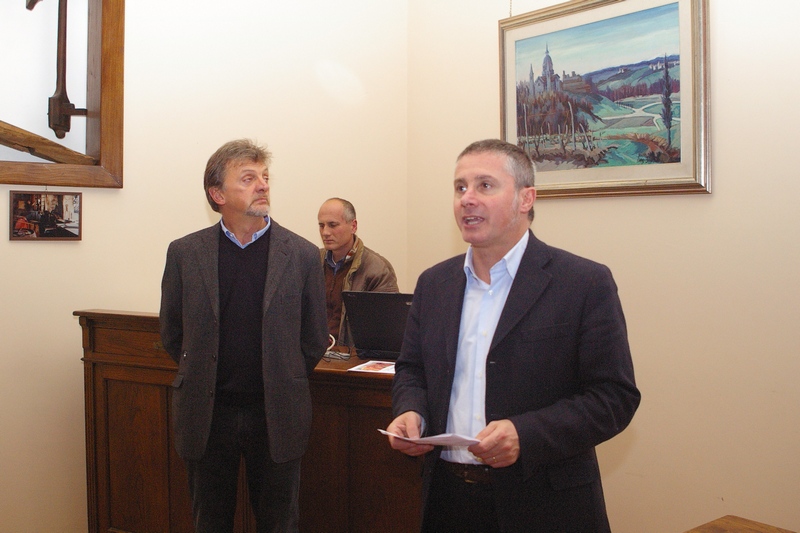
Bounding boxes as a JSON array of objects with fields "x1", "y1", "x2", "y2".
[{"x1": 323, "y1": 349, "x2": 351, "y2": 362}]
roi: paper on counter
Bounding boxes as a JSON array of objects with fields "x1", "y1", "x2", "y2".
[
  {"x1": 378, "y1": 429, "x2": 479, "y2": 446},
  {"x1": 348, "y1": 361, "x2": 395, "y2": 374}
]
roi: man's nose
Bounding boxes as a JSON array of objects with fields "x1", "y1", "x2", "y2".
[{"x1": 460, "y1": 187, "x2": 477, "y2": 205}]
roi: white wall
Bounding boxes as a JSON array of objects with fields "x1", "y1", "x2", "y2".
[{"x1": 1, "y1": 0, "x2": 798, "y2": 531}]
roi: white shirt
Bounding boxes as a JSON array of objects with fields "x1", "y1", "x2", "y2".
[{"x1": 441, "y1": 231, "x2": 529, "y2": 464}]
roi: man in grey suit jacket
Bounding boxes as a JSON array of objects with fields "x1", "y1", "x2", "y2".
[
  {"x1": 387, "y1": 139, "x2": 640, "y2": 532},
  {"x1": 160, "y1": 139, "x2": 328, "y2": 532}
]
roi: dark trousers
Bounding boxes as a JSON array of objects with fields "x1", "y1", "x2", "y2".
[
  {"x1": 185, "y1": 402, "x2": 301, "y2": 533},
  {"x1": 425, "y1": 459, "x2": 612, "y2": 533},
  {"x1": 423, "y1": 460, "x2": 501, "y2": 533}
]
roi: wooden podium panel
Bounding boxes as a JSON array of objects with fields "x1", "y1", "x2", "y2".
[
  {"x1": 78, "y1": 310, "x2": 198, "y2": 533},
  {"x1": 301, "y1": 358, "x2": 422, "y2": 532},
  {"x1": 76, "y1": 310, "x2": 421, "y2": 533},
  {"x1": 97, "y1": 365, "x2": 181, "y2": 532}
]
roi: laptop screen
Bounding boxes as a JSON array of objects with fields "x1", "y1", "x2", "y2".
[{"x1": 342, "y1": 291, "x2": 413, "y2": 360}]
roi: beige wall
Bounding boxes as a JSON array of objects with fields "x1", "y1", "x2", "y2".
[{"x1": 1, "y1": 0, "x2": 798, "y2": 531}]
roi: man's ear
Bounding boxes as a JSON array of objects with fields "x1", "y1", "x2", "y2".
[
  {"x1": 209, "y1": 187, "x2": 225, "y2": 206},
  {"x1": 519, "y1": 187, "x2": 536, "y2": 213}
]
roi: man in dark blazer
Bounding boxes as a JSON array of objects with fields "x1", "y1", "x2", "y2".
[
  {"x1": 160, "y1": 139, "x2": 328, "y2": 532},
  {"x1": 387, "y1": 139, "x2": 640, "y2": 532}
]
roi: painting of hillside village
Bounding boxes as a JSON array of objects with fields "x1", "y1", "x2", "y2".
[{"x1": 513, "y1": 3, "x2": 680, "y2": 172}]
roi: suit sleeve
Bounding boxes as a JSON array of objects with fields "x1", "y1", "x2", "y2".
[
  {"x1": 509, "y1": 264, "x2": 640, "y2": 476},
  {"x1": 159, "y1": 241, "x2": 183, "y2": 364},
  {"x1": 300, "y1": 245, "x2": 329, "y2": 375},
  {"x1": 391, "y1": 273, "x2": 433, "y2": 425}
]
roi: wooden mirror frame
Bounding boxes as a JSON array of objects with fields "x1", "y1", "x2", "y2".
[{"x1": 0, "y1": 0, "x2": 124, "y2": 188}]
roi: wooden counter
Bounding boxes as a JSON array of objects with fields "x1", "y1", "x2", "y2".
[
  {"x1": 302, "y1": 356, "x2": 422, "y2": 532},
  {"x1": 76, "y1": 309, "x2": 421, "y2": 533}
]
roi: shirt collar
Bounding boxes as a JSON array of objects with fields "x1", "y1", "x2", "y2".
[
  {"x1": 220, "y1": 215, "x2": 271, "y2": 249},
  {"x1": 463, "y1": 230, "x2": 529, "y2": 282},
  {"x1": 324, "y1": 235, "x2": 359, "y2": 271}
]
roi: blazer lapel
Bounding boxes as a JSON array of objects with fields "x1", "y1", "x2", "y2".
[
  {"x1": 439, "y1": 259, "x2": 468, "y2": 371},
  {"x1": 194, "y1": 225, "x2": 221, "y2": 322},
  {"x1": 490, "y1": 232, "x2": 552, "y2": 351},
  {"x1": 263, "y1": 221, "x2": 289, "y2": 316}
]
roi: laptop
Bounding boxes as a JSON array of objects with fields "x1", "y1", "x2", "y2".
[{"x1": 341, "y1": 291, "x2": 413, "y2": 360}]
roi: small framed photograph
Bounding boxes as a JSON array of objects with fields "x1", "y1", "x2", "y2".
[
  {"x1": 10, "y1": 190, "x2": 82, "y2": 241},
  {"x1": 500, "y1": 0, "x2": 710, "y2": 198}
]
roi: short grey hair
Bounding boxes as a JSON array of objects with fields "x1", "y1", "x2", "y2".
[{"x1": 326, "y1": 197, "x2": 357, "y2": 223}]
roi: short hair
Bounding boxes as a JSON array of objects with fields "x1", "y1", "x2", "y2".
[
  {"x1": 204, "y1": 139, "x2": 272, "y2": 212},
  {"x1": 457, "y1": 139, "x2": 536, "y2": 221},
  {"x1": 326, "y1": 197, "x2": 357, "y2": 223}
]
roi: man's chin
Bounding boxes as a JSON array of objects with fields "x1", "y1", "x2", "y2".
[
  {"x1": 459, "y1": 226, "x2": 481, "y2": 244},
  {"x1": 246, "y1": 206, "x2": 270, "y2": 218}
]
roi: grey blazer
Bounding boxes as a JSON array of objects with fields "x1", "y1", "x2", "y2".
[{"x1": 160, "y1": 220, "x2": 328, "y2": 462}]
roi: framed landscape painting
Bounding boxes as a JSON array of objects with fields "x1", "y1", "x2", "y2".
[{"x1": 500, "y1": 0, "x2": 709, "y2": 198}]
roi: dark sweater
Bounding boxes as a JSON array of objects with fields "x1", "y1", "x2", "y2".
[{"x1": 215, "y1": 227, "x2": 270, "y2": 406}]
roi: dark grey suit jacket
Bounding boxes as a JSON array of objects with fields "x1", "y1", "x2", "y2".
[
  {"x1": 160, "y1": 220, "x2": 328, "y2": 463},
  {"x1": 392, "y1": 231, "x2": 640, "y2": 532}
]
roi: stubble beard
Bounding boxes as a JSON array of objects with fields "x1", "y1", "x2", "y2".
[
  {"x1": 246, "y1": 196, "x2": 270, "y2": 218},
  {"x1": 457, "y1": 191, "x2": 527, "y2": 246}
]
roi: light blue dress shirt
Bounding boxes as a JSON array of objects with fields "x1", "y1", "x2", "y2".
[
  {"x1": 441, "y1": 231, "x2": 529, "y2": 464},
  {"x1": 220, "y1": 216, "x2": 271, "y2": 249}
]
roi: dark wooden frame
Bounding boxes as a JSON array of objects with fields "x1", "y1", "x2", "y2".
[{"x1": 0, "y1": 0, "x2": 124, "y2": 188}]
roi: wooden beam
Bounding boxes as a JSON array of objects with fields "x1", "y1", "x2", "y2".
[
  {"x1": 0, "y1": 120, "x2": 98, "y2": 165},
  {"x1": 1, "y1": 0, "x2": 124, "y2": 188}
]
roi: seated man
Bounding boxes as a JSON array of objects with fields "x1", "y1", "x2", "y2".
[{"x1": 318, "y1": 197, "x2": 398, "y2": 347}]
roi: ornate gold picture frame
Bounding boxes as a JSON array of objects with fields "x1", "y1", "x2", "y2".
[{"x1": 500, "y1": 0, "x2": 709, "y2": 198}]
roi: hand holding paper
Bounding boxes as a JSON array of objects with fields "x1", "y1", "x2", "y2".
[{"x1": 378, "y1": 429, "x2": 479, "y2": 447}]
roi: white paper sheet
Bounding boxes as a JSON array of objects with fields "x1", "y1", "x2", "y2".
[{"x1": 378, "y1": 429, "x2": 479, "y2": 446}]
